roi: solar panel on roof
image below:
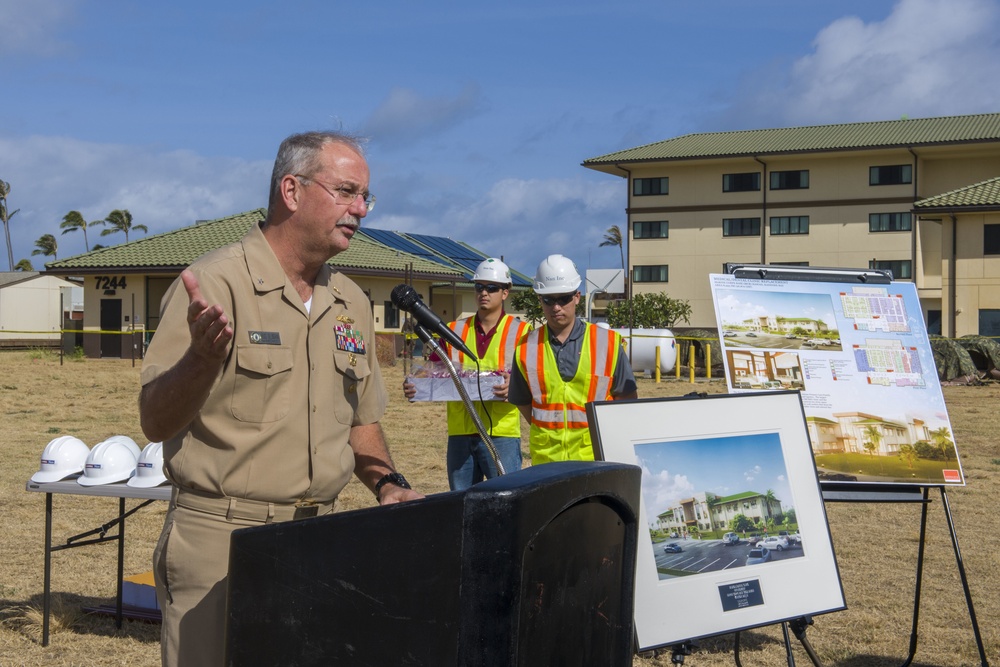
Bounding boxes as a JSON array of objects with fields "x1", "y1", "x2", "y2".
[{"x1": 359, "y1": 229, "x2": 436, "y2": 259}]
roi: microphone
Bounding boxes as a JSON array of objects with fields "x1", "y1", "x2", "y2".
[{"x1": 391, "y1": 284, "x2": 477, "y2": 360}]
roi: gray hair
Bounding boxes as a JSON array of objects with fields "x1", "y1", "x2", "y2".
[{"x1": 266, "y1": 131, "x2": 367, "y2": 216}]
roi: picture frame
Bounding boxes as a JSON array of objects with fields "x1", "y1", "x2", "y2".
[{"x1": 588, "y1": 391, "x2": 845, "y2": 651}]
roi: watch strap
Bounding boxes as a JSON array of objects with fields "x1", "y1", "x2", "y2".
[{"x1": 374, "y1": 472, "x2": 411, "y2": 499}]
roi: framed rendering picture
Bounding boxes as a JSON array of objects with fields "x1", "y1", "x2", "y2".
[{"x1": 588, "y1": 391, "x2": 845, "y2": 652}]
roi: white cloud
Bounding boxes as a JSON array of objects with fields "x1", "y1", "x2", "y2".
[
  {"x1": 716, "y1": 0, "x2": 1000, "y2": 128},
  {"x1": 0, "y1": 0, "x2": 76, "y2": 56},
  {"x1": 363, "y1": 84, "x2": 485, "y2": 147},
  {"x1": 640, "y1": 463, "x2": 696, "y2": 518},
  {"x1": 0, "y1": 135, "x2": 268, "y2": 265}
]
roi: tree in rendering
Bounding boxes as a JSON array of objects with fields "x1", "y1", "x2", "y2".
[
  {"x1": 929, "y1": 426, "x2": 954, "y2": 462},
  {"x1": 100, "y1": 209, "x2": 148, "y2": 243},
  {"x1": 862, "y1": 424, "x2": 883, "y2": 457}
]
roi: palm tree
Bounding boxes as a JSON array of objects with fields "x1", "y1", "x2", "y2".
[
  {"x1": 599, "y1": 225, "x2": 625, "y2": 271},
  {"x1": 930, "y1": 426, "x2": 954, "y2": 461},
  {"x1": 862, "y1": 424, "x2": 882, "y2": 457},
  {"x1": 60, "y1": 210, "x2": 97, "y2": 252},
  {"x1": 1, "y1": 178, "x2": 20, "y2": 271},
  {"x1": 100, "y1": 209, "x2": 148, "y2": 244},
  {"x1": 762, "y1": 489, "x2": 777, "y2": 519},
  {"x1": 31, "y1": 233, "x2": 58, "y2": 261},
  {"x1": 14, "y1": 258, "x2": 34, "y2": 271}
]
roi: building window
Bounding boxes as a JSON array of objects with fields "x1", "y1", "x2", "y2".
[
  {"x1": 869, "y1": 259, "x2": 912, "y2": 279},
  {"x1": 633, "y1": 177, "x2": 669, "y2": 196},
  {"x1": 770, "y1": 216, "x2": 809, "y2": 235},
  {"x1": 870, "y1": 164, "x2": 912, "y2": 185},
  {"x1": 985, "y1": 224, "x2": 1000, "y2": 255},
  {"x1": 384, "y1": 301, "x2": 399, "y2": 329},
  {"x1": 634, "y1": 221, "x2": 669, "y2": 239},
  {"x1": 723, "y1": 218, "x2": 760, "y2": 237},
  {"x1": 980, "y1": 309, "x2": 1000, "y2": 338},
  {"x1": 633, "y1": 265, "x2": 668, "y2": 283},
  {"x1": 869, "y1": 212, "x2": 913, "y2": 232},
  {"x1": 723, "y1": 172, "x2": 760, "y2": 192},
  {"x1": 770, "y1": 170, "x2": 809, "y2": 190},
  {"x1": 926, "y1": 310, "x2": 941, "y2": 336}
]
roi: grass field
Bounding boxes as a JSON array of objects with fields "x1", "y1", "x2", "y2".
[{"x1": 1, "y1": 350, "x2": 997, "y2": 666}]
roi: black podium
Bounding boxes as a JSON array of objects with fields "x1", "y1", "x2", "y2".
[{"x1": 225, "y1": 460, "x2": 641, "y2": 666}]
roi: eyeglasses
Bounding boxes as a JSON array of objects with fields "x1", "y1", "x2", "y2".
[
  {"x1": 540, "y1": 293, "x2": 576, "y2": 307},
  {"x1": 474, "y1": 283, "x2": 505, "y2": 294},
  {"x1": 295, "y1": 174, "x2": 376, "y2": 212}
]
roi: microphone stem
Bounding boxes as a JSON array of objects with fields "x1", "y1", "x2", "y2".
[{"x1": 413, "y1": 324, "x2": 506, "y2": 477}]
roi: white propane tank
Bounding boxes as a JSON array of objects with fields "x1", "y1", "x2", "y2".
[{"x1": 596, "y1": 324, "x2": 676, "y2": 374}]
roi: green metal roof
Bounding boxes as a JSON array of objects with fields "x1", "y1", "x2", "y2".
[
  {"x1": 583, "y1": 112, "x2": 1000, "y2": 169},
  {"x1": 44, "y1": 209, "x2": 466, "y2": 278},
  {"x1": 914, "y1": 175, "x2": 1000, "y2": 210}
]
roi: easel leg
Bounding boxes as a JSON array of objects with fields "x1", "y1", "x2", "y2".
[{"x1": 939, "y1": 488, "x2": 990, "y2": 667}]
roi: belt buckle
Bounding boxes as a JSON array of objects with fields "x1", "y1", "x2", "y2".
[{"x1": 293, "y1": 501, "x2": 319, "y2": 520}]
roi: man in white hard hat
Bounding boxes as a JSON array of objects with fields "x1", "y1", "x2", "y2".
[
  {"x1": 139, "y1": 131, "x2": 423, "y2": 667},
  {"x1": 509, "y1": 254, "x2": 637, "y2": 464},
  {"x1": 403, "y1": 258, "x2": 530, "y2": 490}
]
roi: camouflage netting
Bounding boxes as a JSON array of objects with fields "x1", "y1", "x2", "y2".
[
  {"x1": 956, "y1": 335, "x2": 1000, "y2": 375},
  {"x1": 929, "y1": 336, "x2": 980, "y2": 383}
]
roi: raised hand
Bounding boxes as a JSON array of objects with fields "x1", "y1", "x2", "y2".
[{"x1": 181, "y1": 269, "x2": 233, "y2": 360}]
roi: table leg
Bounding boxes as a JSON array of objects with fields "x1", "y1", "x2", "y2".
[{"x1": 42, "y1": 492, "x2": 53, "y2": 647}]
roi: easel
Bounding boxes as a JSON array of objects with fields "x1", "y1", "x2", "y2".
[{"x1": 717, "y1": 265, "x2": 989, "y2": 666}]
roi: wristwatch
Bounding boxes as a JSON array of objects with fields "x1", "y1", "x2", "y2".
[{"x1": 374, "y1": 472, "x2": 411, "y2": 499}]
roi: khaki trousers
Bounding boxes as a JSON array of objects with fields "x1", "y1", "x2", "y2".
[{"x1": 153, "y1": 492, "x2": 334, "y2": 667}]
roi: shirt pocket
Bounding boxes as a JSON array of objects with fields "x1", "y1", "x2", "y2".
[
  {"x1": 231, "y1": 345, "x2": 294, "y2": 422},
  {"x1": 331, "y1": 350, "x2": 372, "y2": 425}
]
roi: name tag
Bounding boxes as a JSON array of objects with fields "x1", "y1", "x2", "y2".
[{"x1": 249, "y1": 331, "x2": 281, "y2": 345}]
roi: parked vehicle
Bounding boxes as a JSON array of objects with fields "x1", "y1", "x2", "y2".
[
  {"x1": 723, "y1": 330, "x2": 737, "y2": 337},
  {"x1": 746, "y1": 547, "x2": 772, "y2": 565},
  {"x1": 756, "y1": 535, "x2": 790, "y2": 551},
  {"x1": 723, "y1": 532, "x2": 740, "y2": 545},
  {"x1": 785, "y1": 333, "x2": 797, "y2": 339},
  {"x1": 663, "y1": 543, "x2": 683, "y2": 553},
  {"x1": 745, "y1": 331, "x2": 757, "y2": 337},
  {"x1": 778, "y1": 530, "x2": 801, "y2": 545}
]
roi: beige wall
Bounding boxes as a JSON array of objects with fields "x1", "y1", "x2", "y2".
[
  {"x1": 0, "y1": 275, "x2": 77, "y2": 343},
  {"x1": 624, "y1": 145, "x2": 1000, "y2": 333}
]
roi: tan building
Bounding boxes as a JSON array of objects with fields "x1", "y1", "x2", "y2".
[
  {"x1": 43, "y1": 209, "x2": 530, "y2": 358},
  {"x1": 582, "y1": 113, "x2": 1000, "y2": 337}
]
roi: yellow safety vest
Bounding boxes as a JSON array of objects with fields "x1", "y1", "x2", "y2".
[
  {"x1": 445, "y1": 314, "x2": 530, "y2": 438},
  {"x1": 516, "y1": 323, "x2": 621, "y2": 464}
]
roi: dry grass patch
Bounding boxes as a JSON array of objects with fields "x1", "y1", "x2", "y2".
[{"x1": 1, "y1": 352, "x2": 997, "y2": 666}]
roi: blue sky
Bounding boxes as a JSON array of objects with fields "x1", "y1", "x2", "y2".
[
  {"x1": 635, "y1": 432, "x2": 794, "y2": 521},
  {"x1": 3, "y1": 0, "x2": 1000, "y2": 280}
]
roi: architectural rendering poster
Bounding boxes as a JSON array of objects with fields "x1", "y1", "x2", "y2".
[
  {"x1": 710, "y1": 273, "x2": 964, "y2": 486},
  {"x1": 588, "y1": 392, "x2": 845, "y2": 651}
]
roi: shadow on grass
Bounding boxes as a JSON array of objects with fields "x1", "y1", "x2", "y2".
[{"x1": 0, "y1": 591, "x2": 160, "y2": 645}]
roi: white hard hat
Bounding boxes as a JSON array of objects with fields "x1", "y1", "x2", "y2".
[
  {"x1": 78, "y1": 439, "x2": 139, "y2": 486},
  {"x1": 31, "y1": 436, "x2": 90, "y2": 483},
  {"x1": 128, "y1": 442, "x2": 168, "y2": 488},
  {"x1": 533, "y1": 254, "x2": 582, "y2": 295},
  {"x1": 102, "y1": 435, "x2": 141, "y2": 461},
  {"x1": 472, "y1": 258, "x2": 512, "y2": 285}
]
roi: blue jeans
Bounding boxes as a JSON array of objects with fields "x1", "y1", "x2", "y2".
[{"x1": 446, "y1": 435, "x2": 522, "y2": 491}]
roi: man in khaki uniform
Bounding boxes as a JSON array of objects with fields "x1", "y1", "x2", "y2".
[{"x1": 140, "y1": 131, "x2": 422, "y2": 667}]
